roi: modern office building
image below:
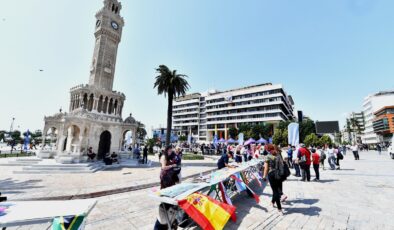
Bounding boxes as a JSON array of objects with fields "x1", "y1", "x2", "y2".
[
  {"x1": 172, "y1": 83, "x2": 295, "y2": 143},
  {"x1": 362, "y1": 91, "x2": 394, "y2": 146},
  {"x1": 373, "y1": 106, "x2": 394, "y2": 143}
]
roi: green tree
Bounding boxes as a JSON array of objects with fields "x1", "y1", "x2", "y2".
[
  {"x1": 11, "y1": 130, "x2": 21, "y2": 141},
  {"x1": 179, "y1": 135, "x2": 187, "y2": 142},
  {"x1": 304, "y1": 133, "x2": 319, "y2": 147},
  {"x1": 228, "y1": 127, "x2": 238, "y2": 139},
  {"x1": 154, "y1": 65, "x2": 190, "y2": 146},
  {"x1": 299, "y1": 119, "x2": 316, "y2": 142},
  {"x1": 251, "y1": 124, "x2": 264, "y2": 140},
  {"x1": 238, "y1": 124, "x2": 252, "y2": 139},
  {"x1": 318, "y1": 135, "x2": 333, "y2": 146},
  {"x1": 273, "y1": 129, "x2": 284, "y2": 145},
  {"x1": 261, "y1": 123, "x2": 273, "y2": 139},
  {"x1": 137, "y1": 127, "x2": 147, "y2": 140}
]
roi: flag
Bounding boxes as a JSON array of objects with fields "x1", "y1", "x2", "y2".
[
  {"x1": 52, "y1": 215, "x2": 85, "y2": 230},
  {"x1": 178, "y1": 193, "x2": 236, "y2": 230},
  {"x1": 252, "y1": 172, "x2": 262, "y2": 187},
  {"x1": 218, "y1": 182, "x2": 236, "y2": 222},
  {"x1": 230, "y1": 173, "x2": 260, "y2": 203}
]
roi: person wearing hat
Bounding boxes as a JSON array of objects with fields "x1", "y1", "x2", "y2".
[{"x1": 217, "y1": 151, "x2": 235, "y2": 170}]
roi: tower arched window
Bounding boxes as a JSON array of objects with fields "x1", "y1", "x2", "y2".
[
  {"x1": 97, "y1": 95, "x2": 104, "y2": 113},
  {"x1": 115, "y1": 6, "x2": 119, "y2": 14},
  {"x1": 114, "y1": 99, "x2": 118, "y2": 115},
  {"x1": 83, "y1": 94, "x2": 88, "y2": 109},
  {"x1": 88, "y1": 94, "x2": 94, "y2": 111},
  {"x1": 103, "y1": 97, "x2": 109, "y2": 114},
  {"x1": 108, "y1": 98, "x2": 114, "y2": 114},
  {"x1": 112, "y1": 4, "x2": 115, "y2": 12}
]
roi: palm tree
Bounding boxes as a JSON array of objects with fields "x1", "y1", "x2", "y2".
[{"x1": 154, "y1": 65, "x2": 190, "y2": 146}]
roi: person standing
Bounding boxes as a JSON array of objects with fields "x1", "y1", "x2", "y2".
[
  {"x1": 377, "y1": 144, "x2": 382, "y2": 155},
  {"x1": 143, "y1": 145, "x2": 148, "y2": 164},
  {"x1": 298, "y1": 144, "x2": 311, "y2": 182},
  {"x1": 293, "y1": 147, "x2": 301, "y2": 177},
  {"x1": 173, "y1": 146, "x2": 183, "y2": 182},
  {"x1": 287, "y1": 145, "x2": 294, "y2": 168},
  {"x1": 318, "y1": 146, "x2": 326, "y2": 170},
  {"x1": 263, "y1": 144, "x2": 285, "y2": 213},
  {"x1": 351, "y1": 144, "x2": 360, "y2": 160},
  {"x1": 311, "y1": 149, "x2": 320, "y2": 181},
  {"x1": 335, "y1": 146, "x2": 343, "y2": 170},
  {"x1": 327, "y1": 145, "x2": 336, "y2": 170}
]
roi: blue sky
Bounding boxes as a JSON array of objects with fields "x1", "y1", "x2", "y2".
[{"x1": 0, "y1": 0, "x2": 393, "y2": 134}]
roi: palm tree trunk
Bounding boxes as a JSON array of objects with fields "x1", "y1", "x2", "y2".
[{"x1": 166, "y1": 92, "x2": 173, "y2": 146}]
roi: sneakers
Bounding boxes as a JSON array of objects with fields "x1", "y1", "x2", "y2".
[{"x1": 280, "y1": 195, "x2": 288, "y2": 202}]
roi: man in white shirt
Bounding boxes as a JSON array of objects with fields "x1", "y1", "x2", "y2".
[{"x1": 351, "y1": 144, "x2": 360, "y2": 160}]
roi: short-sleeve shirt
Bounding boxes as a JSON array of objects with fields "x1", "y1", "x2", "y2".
[
  {"x1": 312, "y1": 153, "x2": 320, "y2": 165},
  {"x1": 265, "y1": 154, "x2": 278, "y2": 173},
  {"x1": 217, "y1": 153, "x2": 229, "y2": 169}
]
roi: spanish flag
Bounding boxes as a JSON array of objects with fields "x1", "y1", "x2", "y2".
[{"x1": 178, "y1": 193, "x2": 236, "y2": 230}]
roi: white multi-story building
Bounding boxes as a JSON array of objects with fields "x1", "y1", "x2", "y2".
[
  {"x1": 362, "y1": 91, "x2": 394, "y2": 146},
  {"x1": 173, "y1": 83, "x2": 295, "y2": 143},
  {"x1": 345, "y1": 112, "x2": 365, "y2": 144}
]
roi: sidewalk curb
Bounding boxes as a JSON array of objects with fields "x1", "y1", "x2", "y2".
[{"x1": 13, "y1": 168, "x2": 215, "y2": 201}]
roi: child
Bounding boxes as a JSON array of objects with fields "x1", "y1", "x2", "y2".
[{"x1": 312, "y1": 149, "x2": 320, "y2": 181}]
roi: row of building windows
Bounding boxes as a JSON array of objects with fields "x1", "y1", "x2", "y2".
[
  {"x1": 206, "y1": 97, "x2": 282, "y2": 110},
  {"x1": 206, "y1": 105, "x2": 281, "y2": 116},
  {"x1": 173, "y1": 102, "x2": 199, "y2": 110},
  {"x1": 206, "y1": 112, "x2": 285, "y2": 122},
  {"x1": 205, "y1": 89, "x2": 282, "y2": 104}
]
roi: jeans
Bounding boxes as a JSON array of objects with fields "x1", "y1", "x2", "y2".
[
  {"x1": 287, "y1": 158, "x2": 293, "y2": 168},
  {"x1": 352, "y1": 151, "x2": 359, "y2": 160},
  {"x1": 328, "y1": 156, "x2": 336, "y2": 170},
  {"x1": 293, "y1": 161, "x2": 301, "y2": 176},
  {"x1": 313, "y1": 164, "x2": 320, "y2": 180},
  {"x1": 268, "y1": 173, "x2": 283, "y2": 210},
  {"x1": 301, "y1": 164, "x2": 311, "y2": 181}
]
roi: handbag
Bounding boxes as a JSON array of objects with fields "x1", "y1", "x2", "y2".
[{"x1": 337, "y1": 152, "x2": 344, "y2": 160}]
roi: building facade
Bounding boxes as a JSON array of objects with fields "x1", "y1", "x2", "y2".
[
  {"x1": 373, "y1": 106, "x2": 394, "y2": 143},
  {"x1": 42, "y1": 0, "x2": 142, "y2": 161},
  {"x1": 362, "y1": 91, "x2": 394, "y2": 146},
  {"x1": 173, "y1": 83, "x2": 295, "y2": 143}
]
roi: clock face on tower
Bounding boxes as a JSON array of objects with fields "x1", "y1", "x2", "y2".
[{"x1": 111, "y1": 21, "x2": 119, "y2": 30}]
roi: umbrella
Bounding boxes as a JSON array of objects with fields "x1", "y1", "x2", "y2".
[
  {"x1": 256, "y1": 138, "x2": 267, "y2": 144},
  {"x1": 244, "y1": 138, "x2": 256, "y2": 145},
  {"x1": 218, "y1": 138, "x2": 226, "y2": 143},
  {"x1": 226, "y1": 138, "x2": 238, "y2": 144}
]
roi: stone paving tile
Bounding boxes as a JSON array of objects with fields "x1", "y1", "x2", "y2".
[{"x1": 4, "y1": 151, "x2": 394, "y2": 230}]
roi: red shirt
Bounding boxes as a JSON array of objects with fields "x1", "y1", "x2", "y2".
[
  {"x1": 298, "y1": 147, "x2": 311, "y2": 165},
  {"x1": 312, "y1": 152, "x2": 320, "y2": 165}
]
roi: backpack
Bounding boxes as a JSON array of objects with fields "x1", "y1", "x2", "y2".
[{"x1": 274, "y1": 155, "x2": 290, "y2": 181}]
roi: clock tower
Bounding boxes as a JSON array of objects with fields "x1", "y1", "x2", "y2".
[{"x1": 89, "y1": 0, "x2": 124, "y2": 91}]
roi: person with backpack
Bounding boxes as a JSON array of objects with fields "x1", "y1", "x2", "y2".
[
  {"x1": 297, "y1": 144, "x2": 312, "y2": 182},
  {"x1": 263, "y1": 144, "x2": 288, "y2": 213},
  {"x1": 335, "y1": 146, "x2": 343, "y2": 170}
]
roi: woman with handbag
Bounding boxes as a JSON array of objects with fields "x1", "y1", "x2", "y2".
[{"x1": 263, "y1": 144, "x2": 285, "y2": 213}]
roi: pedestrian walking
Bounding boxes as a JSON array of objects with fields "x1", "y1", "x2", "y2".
[
  {"x1": 312, "y1": 149, "x2": 320, "y2": 181},
  {"x1": 335, "y1": 146, "x2": 343, "y2": 170},
  {"x1": 263, "y1": 144, "x2": 285, "y2": 213},
  {"x1": 298, "y1": 144, "x2": 311, "y2": 182},
  {"x1": 143, "y1": 145, "x2": 148, "y2": 164},
  {"x1": 377, "y1": 144, "x2": 382, "y2": 155},
  {"x1": 327, "y1": 145, "x2": 336, "y2": 170},
  {"x1": 351, "y1": 144, "x2": 360, "y2": 160},
  {"x1": 287, "y1": 145, "x2": 294, "y2": 168}
]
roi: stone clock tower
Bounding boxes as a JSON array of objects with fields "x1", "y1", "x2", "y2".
[
  {"x1": 41, "y1": 0, "x2": 143, "y2": 163},
  {"x1": 90, "y1": 0, "x2": 124, "y2": 91}
]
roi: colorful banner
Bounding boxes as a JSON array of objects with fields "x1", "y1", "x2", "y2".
[
  {"x1": 52, "y1": 215, "x2": 85, "y2": 230},
  {"x1": 178, "y1": 193, "x2": 236, "y2": 230},
  {"x1": 288, "y1": 122, "x2": 300, "y2": 146}
]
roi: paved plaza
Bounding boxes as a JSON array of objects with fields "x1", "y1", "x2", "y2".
[{"x1": 2, "y1": 151, "x2": 393, "y2": 229}]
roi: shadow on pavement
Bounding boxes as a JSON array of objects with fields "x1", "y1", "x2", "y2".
[
  {"x1": 285, "y1": 206, "x2": 322, "y2": 216},
  {"x1": 318, "y1": 179, "x2": 339, "y2": 183},
  {"x1": 0, "y1": 178, "x2": 44, "y2": 195},
  {"x1": 285, "y1": 198, "x2": 319, "y2": 206}
]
